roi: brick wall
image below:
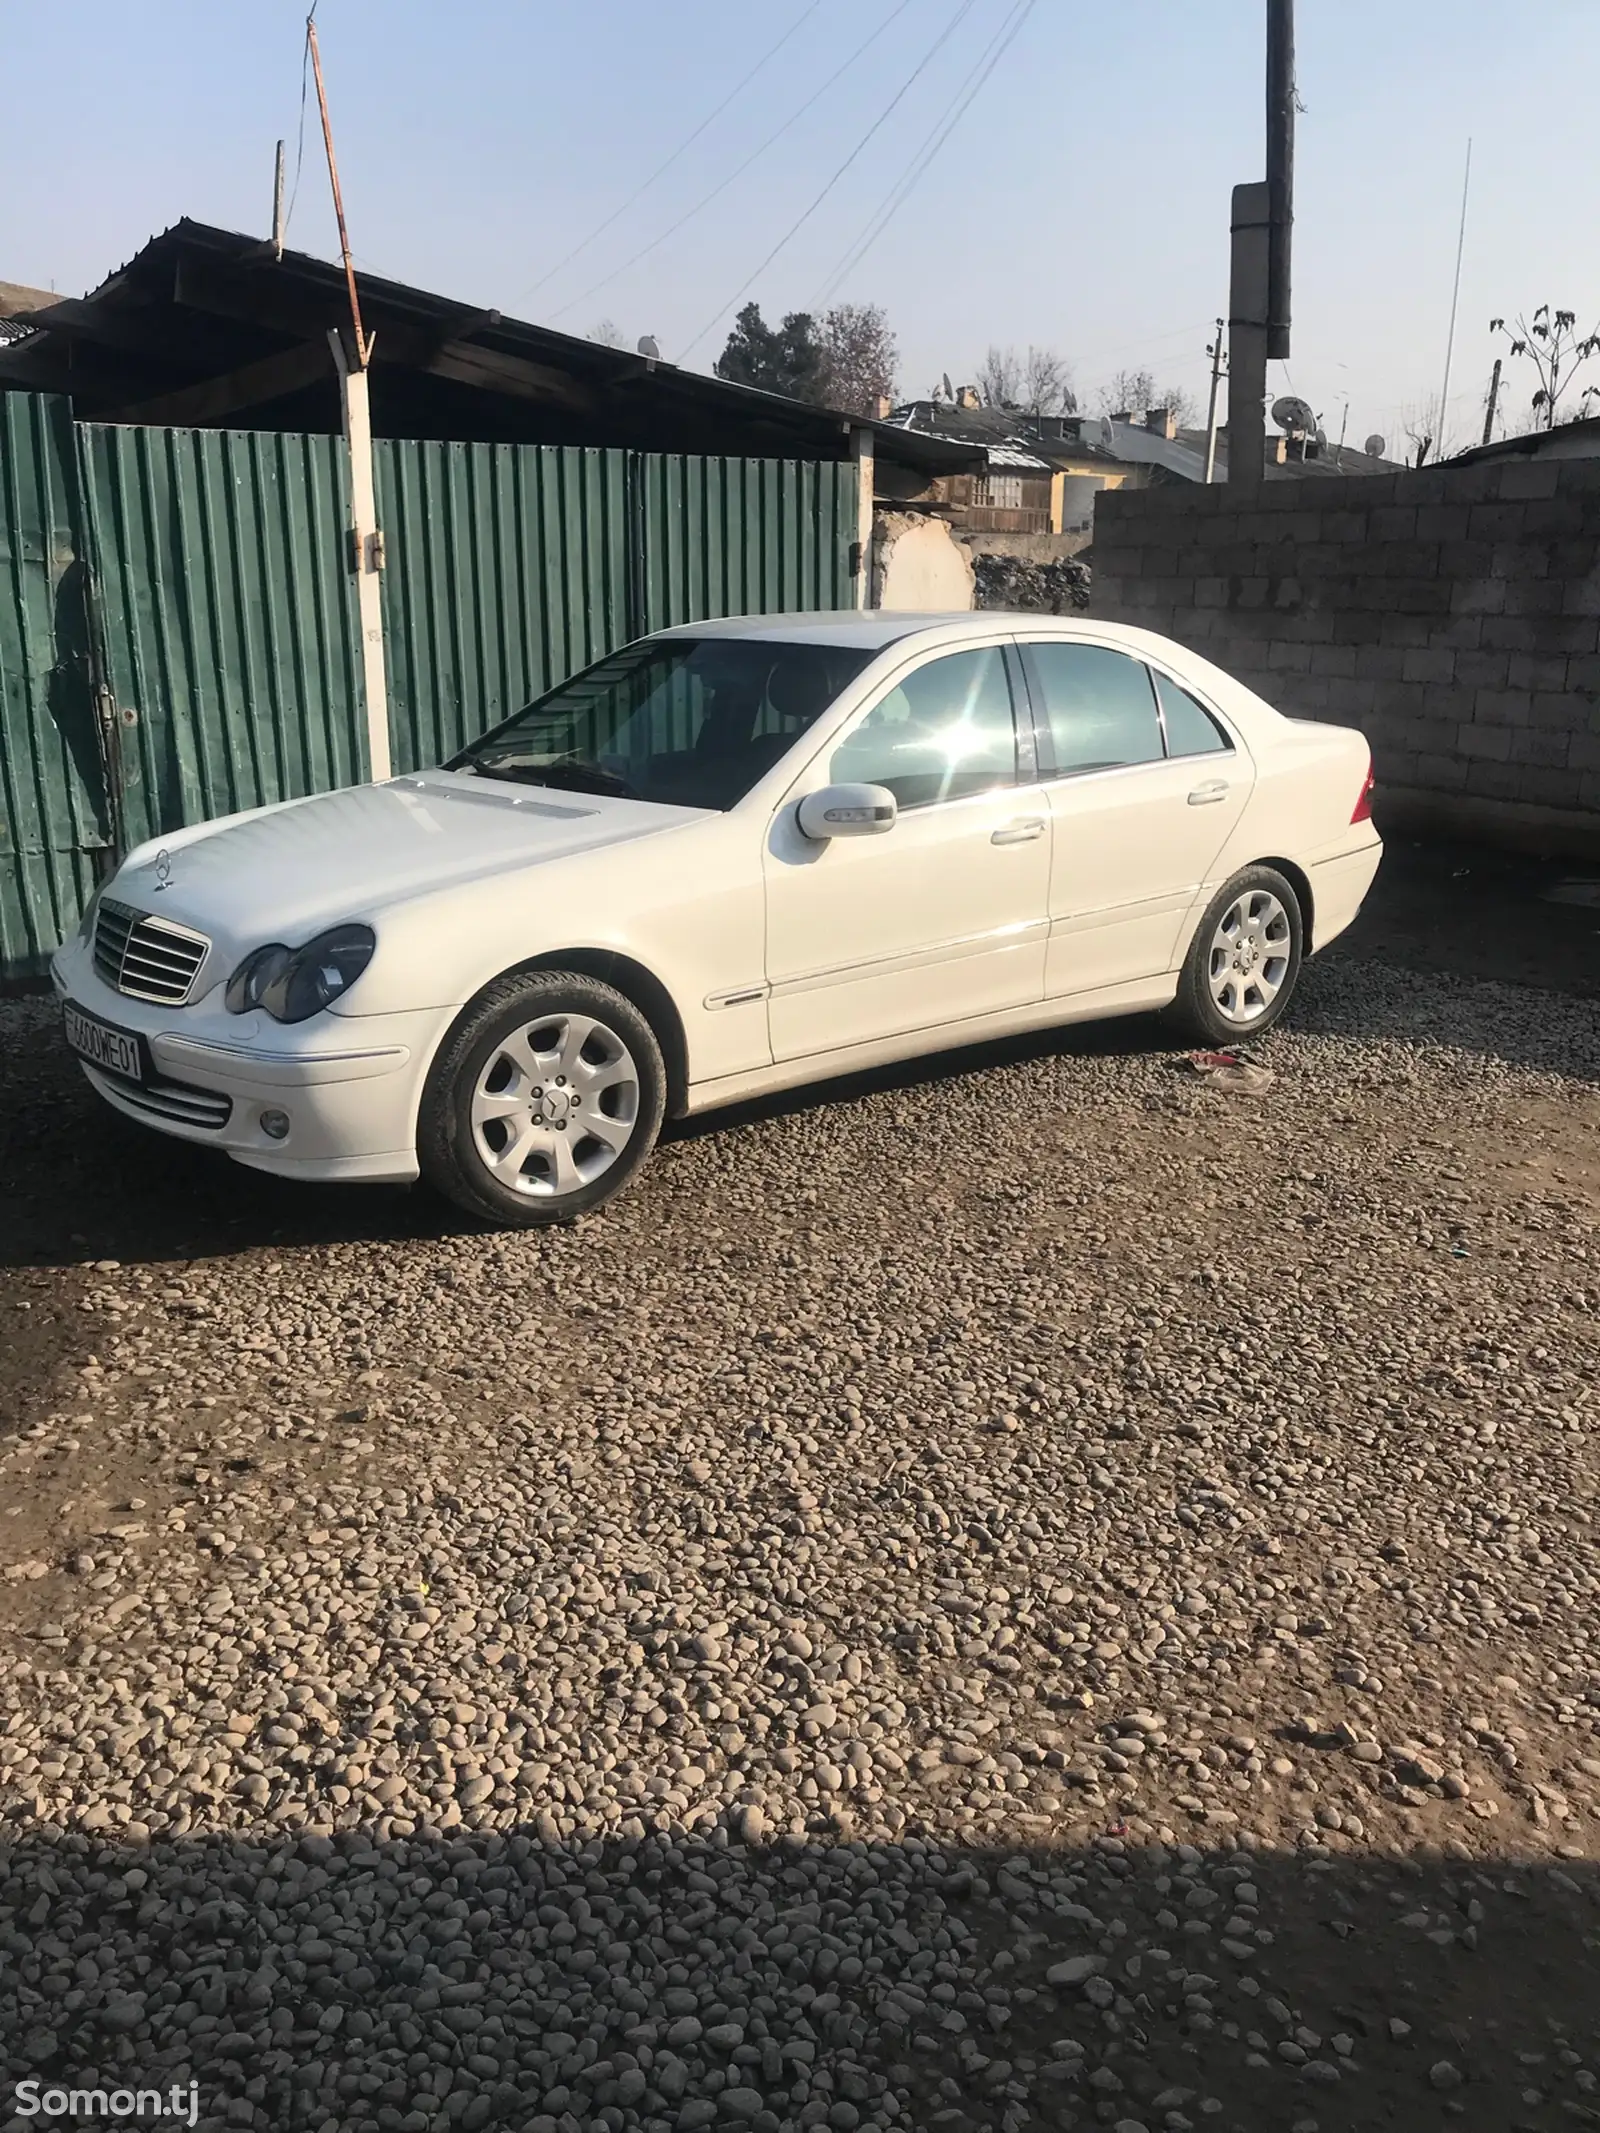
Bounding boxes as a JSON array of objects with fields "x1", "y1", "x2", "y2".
[{"x1": 1090, "y1": 457, "x2": 1600, "y2": 857}]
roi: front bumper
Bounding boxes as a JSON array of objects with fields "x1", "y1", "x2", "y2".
[{"x1": 51, "y1": 934, "x2": 445, "y2": 1183}]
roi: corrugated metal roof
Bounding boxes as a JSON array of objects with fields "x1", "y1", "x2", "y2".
[{"x1": 2, "y1": 221, "x2": 982, "y2": 476}]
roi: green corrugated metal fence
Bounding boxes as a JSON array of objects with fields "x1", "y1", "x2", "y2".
[
  {"x1": 0, "y1": 393, "x2": 110, "y2": 979},
  {"x1": 639, "y1": 454, "x2": 854, "y2": 629},
  {"x1": 376, "y1": 442, "x2": 854, "y2": 776},
  {"x1": 0, "y1": 395, "x2": 855, "y2": 979},
  {"x1": 375, "y1": 440, "x2": 634, "y2": 775},
  {"x1": 80, "y1": 422, "x2": 367, "y2": 852}
]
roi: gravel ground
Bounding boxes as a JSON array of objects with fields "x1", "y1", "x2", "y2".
[{"x1": 2, "y1": 949, "x2": 1599, "y2": 2133}]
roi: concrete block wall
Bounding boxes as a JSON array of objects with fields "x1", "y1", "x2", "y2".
[{"x1": 1090, "y1": 457, "x2": 1600, "y2": 857}]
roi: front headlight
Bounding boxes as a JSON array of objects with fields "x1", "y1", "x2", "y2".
[{"x1": 225, "y1": 924, "x2": 376, "y2": 1023}]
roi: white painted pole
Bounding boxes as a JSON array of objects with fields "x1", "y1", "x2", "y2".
[
  {"x1": 329, "y1": 328, "x2": 391, "y2": 783},
  {"x1": 1436, "y1": 137, "x2": 1472, "y2": 461},
  {"x1": 850, "y1": 426, "x2": 876, "y2": 610}
]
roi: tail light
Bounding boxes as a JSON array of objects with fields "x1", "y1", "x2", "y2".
[{"x1": 1351, "y1": 755, "x2": 1375, "y2": 824}]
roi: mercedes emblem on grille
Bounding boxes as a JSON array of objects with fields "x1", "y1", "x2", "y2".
[{"x1": 152, "y1": 848, "x2": 173, "y2": 892}]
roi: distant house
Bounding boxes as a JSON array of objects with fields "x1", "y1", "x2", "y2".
[{"x1": 887, "y1": 391, "x2": 1405, "y2": 534}]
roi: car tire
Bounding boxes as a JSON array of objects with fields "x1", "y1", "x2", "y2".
[
  {"x1": 418, "y1": 970, "x2": 666, "y2": 1229},
  {"x1": 1170, "y1": 865, "x2": 1305, "y2": 1046}
]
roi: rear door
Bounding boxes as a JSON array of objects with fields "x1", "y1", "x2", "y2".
[{"x1": 1018, "y1": 639, "x2": 1254, "y2": 997}]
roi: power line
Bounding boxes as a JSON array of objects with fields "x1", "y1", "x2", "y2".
[
  {"x1": 513, "y1": 0, "x2": 827, "y2": 307},
  {"x1": 679, "y1": 0, "x2": 985, "y2": 363},
  {"x1": 815, "y1": 0, "x2": 1038, "y2": 303},
  {"x1": 282, "y1": 6, "x2": 317, "y2": 241},
  {"x1": 545, "y1": 0, "x2": 918, "y2": 326}
]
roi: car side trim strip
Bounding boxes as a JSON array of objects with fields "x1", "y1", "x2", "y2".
[
  {"x1": 704, "y1": 985, "x2": 771, "y2": 1011},
  {"x1": 769, "y1": 916, "x2": 1047, "y2": 1001}
]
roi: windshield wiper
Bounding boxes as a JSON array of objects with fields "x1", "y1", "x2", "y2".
[{"x1": 465, "y1": 758, "x2": 636, "y2": 799}]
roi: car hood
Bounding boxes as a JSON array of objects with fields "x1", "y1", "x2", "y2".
[{"x1": 109, "y1": 772, "x2": 707, "y2": 946}]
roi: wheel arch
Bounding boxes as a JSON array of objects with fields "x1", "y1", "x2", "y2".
[
  {"x1": 1251, "y1": 856, "x2": 1315, "y2": 950},
  {"x1": 509, "y1": 948, "x2": 691, "y2": 1117}
]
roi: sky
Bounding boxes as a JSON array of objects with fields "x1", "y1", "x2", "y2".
[{"x1": 3, "y1": 0, "x2": 1598, "y2": 457}]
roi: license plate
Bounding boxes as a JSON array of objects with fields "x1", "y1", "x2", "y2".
[{"x1": 63, "y1": 1002, "x2": 147, "y2": 1082}]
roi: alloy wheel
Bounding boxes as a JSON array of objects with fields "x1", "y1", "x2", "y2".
[{"x1": 469, "y1": 1013, "x2": 640, "y2": 1198}]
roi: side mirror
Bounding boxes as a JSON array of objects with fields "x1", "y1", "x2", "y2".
[{"x1": 796, "y1": 782, "x2": 897, "y2": 842}]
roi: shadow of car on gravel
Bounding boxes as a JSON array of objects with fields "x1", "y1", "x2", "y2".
[{"x1": 0, "y1": 1824, "x2": 1593, "y2": 2133}]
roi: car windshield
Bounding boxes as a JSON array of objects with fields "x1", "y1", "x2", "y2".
[{"x1": 452, "y1": 636, "x2": 875, "y2": 811}]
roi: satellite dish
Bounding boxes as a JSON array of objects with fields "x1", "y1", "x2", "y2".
[
  {"x1": 942, "y1": 372, "x2": 954, "y2": 402},
  {"x1": 1271, "y1": 394, "x2": 1317, "y2": 434},
  {"x1": 1364, "y1": 433, "x2": 1386, "y2": 458},
  {"x1": 1098, "y1": 415, "x2": 1116, "y2": 449},
  {"x1": 637, "y1": 334, "x2": 660, "y2": 359}
]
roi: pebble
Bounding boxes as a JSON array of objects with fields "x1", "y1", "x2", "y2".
[{"x1": 0, "y1": 964, "x2": 1596, "y2": 2127}]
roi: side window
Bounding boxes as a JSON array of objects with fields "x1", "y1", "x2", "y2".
[
  {"x1": 1026, "y1": 643, "x2": 1164, "y2": 776},
  {"x1": 830, "y1": 647, "x2": 1017, "y2": 810},
  {"x1": 1153, "y1": 670, "x2": 1233, "y2": 757}
]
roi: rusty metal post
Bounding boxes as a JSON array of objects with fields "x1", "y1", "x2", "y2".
[{"x1": 307, "y1": 19, "x2": 368, "y2": 366}]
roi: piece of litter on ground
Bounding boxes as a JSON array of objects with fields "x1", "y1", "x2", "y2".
[{"x1": 1186, "y1": 1047, "x2": 1275, "y2": 1093}]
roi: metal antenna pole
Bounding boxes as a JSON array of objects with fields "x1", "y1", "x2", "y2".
[
  {"x1": 307, "y1": 17, "x2": 368, "y2": 367},
  {"x1": 1436, "y1": 137, "x2": 1471, "y2": 460},
  {"x1": 272, "y1": 140, "x2": 286, "y2": 261}
]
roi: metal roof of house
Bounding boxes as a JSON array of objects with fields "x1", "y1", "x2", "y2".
[
  {"x1": 0, "y1": 221, "x2": 982, "y2": 475},
  {"x1": 1443, "y1": 415, "x2": 1600, "y2": 467}
]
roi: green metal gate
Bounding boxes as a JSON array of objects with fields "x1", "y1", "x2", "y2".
[
  {"x1": 79, "y1": 421, "x2": 367, "y2": 854},
  {"x1": 0, "y1": 393, "x2": 112, "y2": 979}
]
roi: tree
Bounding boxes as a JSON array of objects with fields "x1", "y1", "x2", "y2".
[
  {"x1": 1096, "y1": 367, "x2": 1197, "y2": 425},
  {"x1": 818, "y1": 303, "x2": 897, "y2": 415},
  {"x1": 586, "y1": 319, "x2": 624, "y2": 349},
  {"x1": 976, "y1": 343, "x2": 1075, "y2": 415},
  {"x1": 1399, "y1": 394, "x2": 1445, "y2": 466},
  {"x1": 713, "y1": 304, "x2": 828, "y2": 401},
  {"x1": 1489, "y1": 305, "x2": 1600, "y2": 430},
  {"x1": 1097, "y1": 367, "x2": 1155, "y2": 416}
]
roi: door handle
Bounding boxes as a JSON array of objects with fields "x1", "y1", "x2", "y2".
[
  {"x1": 991, "y1": 817, "x2": 1046, "y2": 845},
  {"x1": 1187, "y1": 780, "x2": 1229, "y2": 805}
]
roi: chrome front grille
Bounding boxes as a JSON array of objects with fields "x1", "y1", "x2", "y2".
[
  {"x1": 84, "y1": 1063, "x2": 233, "y2": 1131},
  {"x1": 93, "y1": 898, "x2": 210, "y2": 1005}
]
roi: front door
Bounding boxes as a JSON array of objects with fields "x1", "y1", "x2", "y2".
[
  {"x1": 763, "y1": 643, "x2": 1051, "y2": 1063},
  {"x1": 1018, "y1": 639, "x2": 1254, "y2": 997}
]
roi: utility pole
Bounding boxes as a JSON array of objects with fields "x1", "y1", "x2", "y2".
[
  {"x1": 1482, "y1": 355, "x2": 1502, "y2": 446},
  {"x1": 272, "y1": 140, "x2": 285, "y2": 262},
  {"x1": 1229, "y1": 0, "x2": 1294, "y2": 492},
  {"x1": 1203, "y1": 319, "x2": 1227, "y2": 482}
]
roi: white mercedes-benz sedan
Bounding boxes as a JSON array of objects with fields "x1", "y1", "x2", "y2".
[{"x1": 52, "y1": 612, "x2": 1380, "y2": 1227}]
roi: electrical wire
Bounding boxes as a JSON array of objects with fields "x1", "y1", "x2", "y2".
[
  {"x1": 679, "y1": 0, "x2": 985, "y2": 363},
  {"x1": 546, "y1": 0, "x2": 918, "y2": 326},
  {"x1": 514, "y1": 0, "x2": 827, "y2": 306},
  {"x1": 815, "y1": 0, "x2": 1038, "y2": 303},
  {"x1": 282, "y1": 5, "x2": 317, "y2": 241}
]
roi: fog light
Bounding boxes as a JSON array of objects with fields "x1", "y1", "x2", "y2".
[{"x1": 259, "y1": 1108, "x2": 291, "y2": 1142}]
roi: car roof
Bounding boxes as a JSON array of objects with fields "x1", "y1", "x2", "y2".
[{"x1": 651, "y1": 610, "x2": 1183, "y2": 656}]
